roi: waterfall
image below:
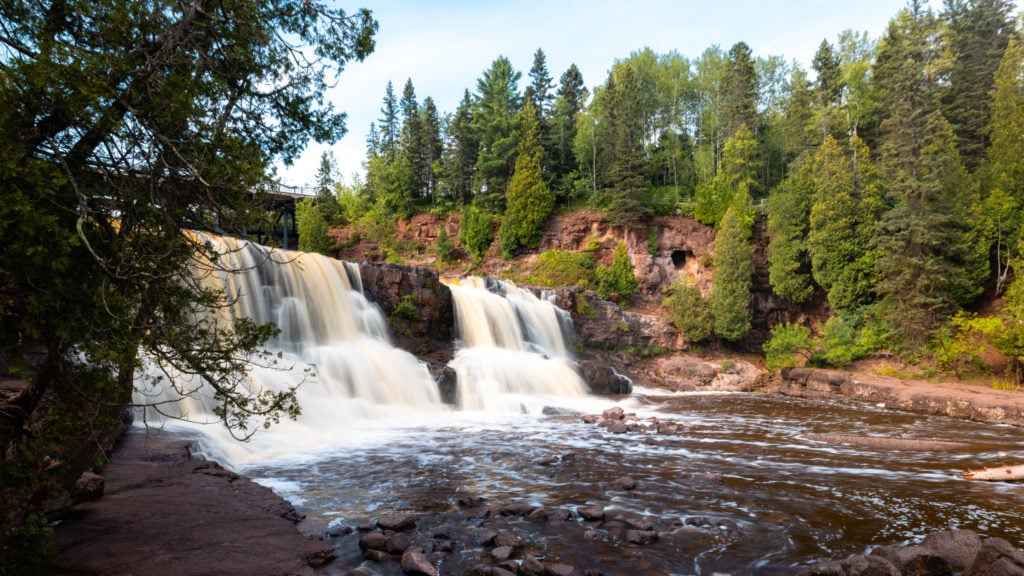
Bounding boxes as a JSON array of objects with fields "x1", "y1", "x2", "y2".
[
  {"x1": 133, "y1": 234, "x2": 446, "y2": 463},
  {"x1": 443, "y1": 277, "x2": 589, "y2": 412}
]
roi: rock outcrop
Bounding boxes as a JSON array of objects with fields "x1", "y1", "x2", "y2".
[
  {"x1": 358, "y1": 262, "x2": 455, "y2": 367},
  {"x1": 776, "y1": 367, "x2": 1024, "y2": 426}
]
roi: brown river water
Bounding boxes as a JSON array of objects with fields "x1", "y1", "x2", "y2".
[{"x1": 240, "y1": 390, "x2": 1024, "y2": 576}]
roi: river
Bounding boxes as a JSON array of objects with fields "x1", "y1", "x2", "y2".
[{"x1": 137, "y1": 239, "x2": 1024, "y2": 575}]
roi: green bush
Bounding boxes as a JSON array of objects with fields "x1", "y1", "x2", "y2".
[
  {"x1": 459, "y1": 206, "x2": 494, "y2": 261},
  {"x1": 437, "y1": 226, "x2": 456, "y2": 264},
  {"x1": 763, "y1": 322, "x2": 815, "y2": 370},
  {"x1": 596, "y1": 241, "x2": 639, "y2": 305},
  {"x1": 661, "y1": 276, "x2": 713, "y2": 342},
  {"x1": 531, "y1": 250, "x2": 596, "y2": 287}
]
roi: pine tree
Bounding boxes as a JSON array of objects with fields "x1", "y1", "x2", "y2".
[
  {"x1": 378, "y1": 81, "x2": 399, "y2": 159},
  {"x1": 942, "y1": 0, "x2": 1017, "y2": 170},
  {"x1": 442, "y1": 90, "x2": 479, "y2": 206},
  {"x1": 767, "y1": 153, "x2": 815, "y2": 303},
  {"x1": 419, "y1": 97, "x2": 443, "y2": 203},
  {"x1": 499, "y1": 100, "x2": 555, "y2": 257},
  {"x1": 473, "y1": 56, "x2": 523, "y2": 207},
  {"x1": 711, "y1": 188, "x2": 755, "y2": 341},
  {"x1": 872, "y1": 3, "x2": 984, "y2": 343},
  {"x1": 603, "y1": 63, "x2": 648, "y2": 226},
  {"x1": 314, "y1": 151, "x2": 341, "y2": 223},
  {"x1": 807, "y1": 136, "x2": 885, "y2": 310},
  {"x1": 811, "y1": 39, "x2": 845, "y2": 140},
  {"x1": 723, "y1": 42, "x2": 759, "y2": 140},
  {"x1": 552, "y1": 63, "x2": 588, "y2": 196},
  {"x1": 985, "y1": 37, "x2": 1024, "y2": 291}
]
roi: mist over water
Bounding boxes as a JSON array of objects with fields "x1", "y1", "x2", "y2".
[{"x1": 132, "y1": 240, "x2": 1024, "y2": 573}]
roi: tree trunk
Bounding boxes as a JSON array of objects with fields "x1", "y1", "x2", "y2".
[{"x1": 962, "y1": 464, "x2": 1024, "y2": 481}]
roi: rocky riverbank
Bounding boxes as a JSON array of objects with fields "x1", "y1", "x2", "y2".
[
  {"x1": 774, "y1": 367, "x2": 1024, "y2": 426},
  {"x1": 47, "y1": 429, "x2": 333, "y2": 576}
]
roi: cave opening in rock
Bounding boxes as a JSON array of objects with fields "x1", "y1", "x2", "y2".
[{"x1": 671, "y1": 249, "x2": 691, "y2": 269}]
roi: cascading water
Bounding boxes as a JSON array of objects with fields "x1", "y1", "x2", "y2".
[
  {"x1": 132, "y1": 234, "x2": 447, "y2": 463},
  {"x1": 442, "y1": 276, "x2": 589, "y2": 412}
]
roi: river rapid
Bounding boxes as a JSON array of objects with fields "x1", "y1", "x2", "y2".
[
  {"x1": 139, "y1": 239, "x2": 1024, "y2": 575},
  {"x1": 239, "y1": 389, "x2": 1024, "y2": 575}
]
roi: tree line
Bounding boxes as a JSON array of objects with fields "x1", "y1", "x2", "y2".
[{"x1": 301, "y1": 0, "x2": 1024, "y2": 372}]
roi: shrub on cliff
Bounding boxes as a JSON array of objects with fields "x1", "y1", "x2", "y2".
[
  {"x1": 662, "y1": 276, "x2": 713, "y2": 342},
  {"x1": 531, "y1": 250, "x2": 596, "y2": 288},
  {"x1": 460, "y1": 206, "x2": 495, "y2": 262},
  {"x1": 596, "y1": 242, "x2": 639, "y2": 304}
]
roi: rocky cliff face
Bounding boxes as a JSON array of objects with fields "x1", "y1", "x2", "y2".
[{"x1": 357, "y1": 262, "x2": 455, "y2": 369}]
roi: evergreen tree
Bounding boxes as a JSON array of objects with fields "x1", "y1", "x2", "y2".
[
  {"x1": 603, "y1": 63, "x2": 648, "y2": 226},
  {"x1": 398, "y1": 78, "x2": 426, "y2": 200},
  {"x1": 694, "y1": 123, "x2": 758, "y2": 227},
  {"x1": 781, "y1": 67, "x2": 816, "y2": 158},
  {"x1": 872, "y1": 3, "x2": 985, "y2": 343},
  {"x1": 525, "y1": 48, "x2": 555, "y2": 118},
  {"x1": 710, "y1": 188, "x2": 755, "y2": 341},
  {"x1": 807, "y1": 136, "x2": 885, "y2": 310},
  {"x1": 767, "y1": 154, "x2": 815, "y2": 303},
  {"x1": 418, "y1": 97, "x2": 444, "y2": 203},
  {"x1": 442, "y1": 90, "x2": 479, "y2": 205},
  {"x1": 811, "y1": 39, "x2": 845, "y2": 140},
  {"x1": 378, "y1": 81, "x2": 400, "y2": 159},
  {"x1": 552, "y1": 63, "x2": 588, "y2": 197},
  {"x1": 314, "y1": 151, "x2": 341, "y2": 223},
  {"x1": 942, "y1": 0, "x2": 1018, "y2": 170},
  {"x1": 473, "y1": 56, "x2": 523, "y2": 207},
  {"x1": 499, "y1": 101, "x2": 555, "y2": 256},
  {"x1": 723, "y1": 42, "x2": 759, "y2": 140},
  {"x1": 985, "y1": 37, "x2": 1024, "y2": 291}
]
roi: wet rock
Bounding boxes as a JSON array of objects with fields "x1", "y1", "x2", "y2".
[
  {"x1": 603, "y1": 406, "x2": 625, "y2": 420},
  {"x1": 400, "y1": 547, "x2": 437, "y2": 576},
  {"x1": 478, "y1": 529, "x2": 499, "y2": 546},
  {"x1": 579, "y1": 360, "x2": 633, "y2": 395},
  {"x1": 378, "y1": 512, "x2": 417, "y2": 531},
  {"x1": 871, "y1": 544, "x2": 951, "y2": 576},
  {"x1": 527, "y1": 507, "x2": 549, "y2": 522},
  {"x1": 625, "y1": 529, "x2": 659, "y2": 545},
  {"x1": 490, "y1": 568, "x2": 516, "y2": 576},
  {"x1": 545, "y1": 563, "x2": 581, "y2": 576},
  {"x1": 801, "y1": 555, "x2": 900, "y2": 576},
  {"x1": 967, "y1": 537, "x2": 1024, "y2": 576},
  {"x1": 606, "y1": 476, "x2": 636, "y2": 491},
  {"x1": 386, "y1": 532, "x2": 412, "y2": 554},
  {"x1": 363, "y1": 548, "x2": 391, "y2": 562},
  {"x1": 685, "y1": 516, "x2": 711, "y2": 527},
  {"x1": 70, "y1": 471, "x2": 105, "y2": 505},
  {"x1": 923, "y1": 529, "x2": 983, "y2": 571},
  {"x1": 327, "y1": 525, "x2": 353, "y2": 538},
  {"x1": 535, "y1": 455, "x2": 560, "y2": 466},
  {"x1": 491, "y1": 545, "x2": 513, "y2": 561},
  {"x1": 607, "y1": 422, "x2": 629, "y2": 434},
  {"x1": 521, "y1": 554, "x2": 546, "y2": 576},
  {"x1": 542, "y1": 406, "x2": 583, "y2": 417},
  {"x1": 549, "y1": 508, "x2": 574, "y2": 522},
  {"x1": 494, "y1": 532, "x2": 521, "y2": 548},
  {"x1": 359, "y1": 531, "x2": 388, "y2": 551},
  {"x1": 579, "y1": 505, "x2": 605, "y2": 521},
  {"x1": 457, "y1": 494, "x2": 486, "y2": 508},
  {"x1": 496, "y1": 502, "x2": 536, "y2": 517}
]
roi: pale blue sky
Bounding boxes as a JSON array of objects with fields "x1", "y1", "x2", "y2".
[{"x1": 278, "y1": 0, "x2": 1018, "y2": 186}]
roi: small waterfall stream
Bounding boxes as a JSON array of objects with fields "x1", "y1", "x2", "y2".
[{"x1": 443, "y1": 276, "x2": 589, "y2": 412}]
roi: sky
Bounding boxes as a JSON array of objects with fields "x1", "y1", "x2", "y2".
[{"x1": 276, "y1": 0, "x2": 1017, "y2": 187}]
